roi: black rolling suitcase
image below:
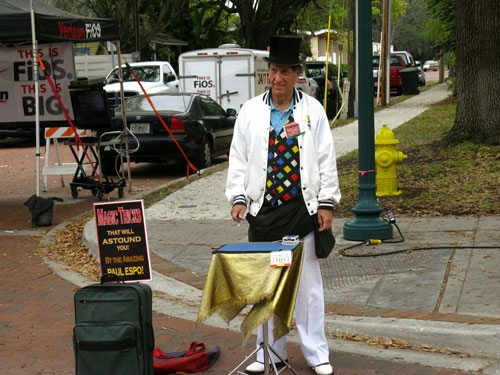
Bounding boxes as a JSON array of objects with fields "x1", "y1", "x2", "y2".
[{"x1": 73, "y1": 274, "x2": 154, "y2": 375}]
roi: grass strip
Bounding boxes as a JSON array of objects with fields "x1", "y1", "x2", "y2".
[{"x1": 334, "y1": 96, "x2": 500, "y2": 218}]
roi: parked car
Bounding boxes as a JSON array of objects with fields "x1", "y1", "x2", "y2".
[
  {"x1": 373, "y1": 54, "x2": 407, "y2": 95},
  {"x1": 103, "y1": 61, "x2": 180, "y2": 110},
  {"x1": 415, "y1": 61, "x2": 426, "y2": 86},
  {"x1": 304, "y1": 60, "x2": 343, "y2": 118},
  {"x1": 295, "y1": 64, "x2": 320, "y2": 99},
  {"x1": 100, "y1": 93, "x2": 236, "y2": 174},
  {"x1": 423, "y1": 60, "x2": 439, "y2": 71}
]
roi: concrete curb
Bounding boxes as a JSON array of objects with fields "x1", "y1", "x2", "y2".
[{"x1": 324, "y1": 315, "x2": 500, "y2": 359}]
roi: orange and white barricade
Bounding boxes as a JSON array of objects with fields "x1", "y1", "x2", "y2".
[{"x1": 43, "y1": 127, "x2": 93, "y2": 192}]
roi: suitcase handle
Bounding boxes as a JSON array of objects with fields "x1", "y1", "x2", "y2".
[{"x1": 100, "y1": 273, "x2": 125, "y2": 284}]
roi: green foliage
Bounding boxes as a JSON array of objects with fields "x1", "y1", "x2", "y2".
[
  {"x1": 390, "y1": 0, "x2": 409, "y2": 20},
  {"x1": 425, "y1": 0, "x2": 455, "y2": 52},
  {"x1": 335, "y1": 98, "x2": 500, "y2": 217},
  {"x1": 292, "y1": 0, "x2": 350, "y2": 60},
  {"x1": 294, "y1": 0, "x2": 347, "y2": 34},
  {"x1": 188, "y1": 1, "x2": 238, "y2": 49},
  {"x1": 372, "y1": 0, "x2": 408, "y2": 19},
  {"x1": 392, "y1": 0, "x2": 438, "y2": 61},
  {"x1": 372, "y1": 0, "x2": 408, "y2": 39}
]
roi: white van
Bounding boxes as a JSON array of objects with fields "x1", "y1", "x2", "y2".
[
  {"x1": 178, "y1": 44, "x2": 317, "y2": 112},
  {"x1": 178, "y1": 44, "x2": 269, "y2": 112}
]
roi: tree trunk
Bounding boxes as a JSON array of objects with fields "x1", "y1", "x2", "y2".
[{"x1": 447, "y1": 0, "x2": 500, "y2": 145}]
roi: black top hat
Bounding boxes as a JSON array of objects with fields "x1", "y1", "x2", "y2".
[{"x1": 264, "y1": 35, "x2": 303, "y2": 67}]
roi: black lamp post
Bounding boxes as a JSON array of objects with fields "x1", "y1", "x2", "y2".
[{"x1": 343, "y1": 0, "x2": 393, "y2": 241}]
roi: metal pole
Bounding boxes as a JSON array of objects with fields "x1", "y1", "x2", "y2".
[
  {"x1": 134, "y1": 0, "x2": 140, "y2": 60},
  {"x1": 263, "y1": 323, "x2": 270, "y2": 375},
  {"x1": 30, "y1": 0, "x2": 40, "y2": 197},
  {"x1": 376, "y1": 32, "x2": 382, "y2": 106},
  {"x1": 380, "y1": 0, "x2": 389, "y2": 106},
  {"x1": 354, "y1": 0, "x2": 359, "y2": 117},
  {"x1": 343, "y1": 0, "x2": 392, "y2": 241},
  {"x1": 386, "y1": 0, "x2": 392, "y2": 103},
  {"x1": 324, "y1": 0, "x2": 333, "y2": 112},
  {"x1": 117, "y1": 43, "x2": 132, "y2": 191}
]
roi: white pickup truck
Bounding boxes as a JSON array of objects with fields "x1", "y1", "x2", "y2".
[{"x1": 103, "y1": 61, "x2": 180, "y2": 109}]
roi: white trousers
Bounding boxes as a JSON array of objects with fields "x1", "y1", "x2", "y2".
[{"x1": 255, "y1": 231, "x2": 329, "y2": 367}]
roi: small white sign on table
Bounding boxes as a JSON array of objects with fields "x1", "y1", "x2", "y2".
[{"x1": 270, "y1": 250, "x2": 292, "y2": 268}]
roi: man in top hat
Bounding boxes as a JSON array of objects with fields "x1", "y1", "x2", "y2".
[{"x1": 225, "y1": 35, "x2": 341, "y2": 375}]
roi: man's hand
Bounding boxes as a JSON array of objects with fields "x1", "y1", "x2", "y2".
[
  {"x1": 231, "y1": 205, "x2": 246, "y2": 223},
  {"x1": 317, "y1": 209, "x2": 333, "y2": 232}
]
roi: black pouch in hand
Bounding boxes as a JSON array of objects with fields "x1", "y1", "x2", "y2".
[{"x1": 312, "y1": 214, "x2": 336, "y2": 258}]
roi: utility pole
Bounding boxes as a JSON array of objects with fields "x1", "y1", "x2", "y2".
[
  {"x1": 343, "y1": 0, "x2": 393, "y2": 241},
  {"x1": 380, "y1": 0, "x2": 389, "y2": 106},
  {"x1": 134, "y1": 0, "x2": 140, "y2": 61},
  {"x1": 347, "y1": 0, "x2": 357, "y2": 118}
]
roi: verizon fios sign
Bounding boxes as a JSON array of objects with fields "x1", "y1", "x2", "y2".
[{"x1": 58, "y1": 21, "x2": 102, "y2": 40}]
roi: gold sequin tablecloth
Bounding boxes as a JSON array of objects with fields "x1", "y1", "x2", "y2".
[{"x1": 197, "y1": 243, "x2": 303, "y2": 344}]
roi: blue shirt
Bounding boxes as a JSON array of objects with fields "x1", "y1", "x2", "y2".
[{"x1": 270, "y1": 97, "x2": 294, "y2": 135}]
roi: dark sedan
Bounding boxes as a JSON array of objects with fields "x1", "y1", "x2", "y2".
[{"x1": 100, "y1": 93, "x2": 236, "y2": 174}]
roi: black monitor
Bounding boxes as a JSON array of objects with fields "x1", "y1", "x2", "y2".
[{"x1": 70, "y1": 89, "x2": 112, "y2": 131}]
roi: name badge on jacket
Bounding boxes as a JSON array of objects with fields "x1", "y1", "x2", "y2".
[{"x1": 284, "y1": 122, "x2": 305, "y2": 139}]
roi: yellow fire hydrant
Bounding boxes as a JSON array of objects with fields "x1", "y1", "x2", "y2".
[{"x1": 375, "y1": 125, "x2": 407, "y2": 196}]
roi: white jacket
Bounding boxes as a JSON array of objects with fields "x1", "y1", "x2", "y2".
[{"x1": 225, "y1": 88, "x2": 341, "y2": 217}]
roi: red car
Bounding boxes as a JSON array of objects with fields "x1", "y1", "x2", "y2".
[{"x1": 373, "y1": 54, "x2": 406, "y2": 95}]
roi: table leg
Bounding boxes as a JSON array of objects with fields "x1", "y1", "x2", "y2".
[{"x1": 263, "y1": 323, "x2": 270, "y2": 375}]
